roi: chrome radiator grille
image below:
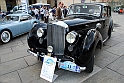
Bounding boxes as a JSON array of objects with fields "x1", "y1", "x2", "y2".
[{"x1": 47, "y1": 24, "x2": 65, "y2": 55}]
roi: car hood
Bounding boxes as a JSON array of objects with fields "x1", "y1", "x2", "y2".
[{"x1": 63, "y1": 18, "x2": 90, "y2": 27}]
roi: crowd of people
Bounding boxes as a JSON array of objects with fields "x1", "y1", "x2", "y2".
[
  {"x1": 28, "y1": 2, "x2": 68, "y2": 23},
  {"x1": 0, "y1": 11, "x2": 7, "y2": 18}
]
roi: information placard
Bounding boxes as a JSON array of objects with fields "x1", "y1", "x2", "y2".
[{"x1": 40, "y1": 56, "x2": 57, "y2": 82}]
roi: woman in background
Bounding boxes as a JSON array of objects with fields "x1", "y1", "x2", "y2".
[{"x1": 44, "y1": 7, "x2": 49, "y2": 23}]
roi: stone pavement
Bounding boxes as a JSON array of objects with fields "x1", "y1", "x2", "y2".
[{"x1": 0, "y1": 12, "x2": 124, "y2": 83}]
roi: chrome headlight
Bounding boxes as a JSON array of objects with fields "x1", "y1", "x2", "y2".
[
  {"x1": 37, "y1": 28, "x2": 44, "y2": 37},
  {"x1": 66, "y1": 31, "x2": 77, "y2": 44}
]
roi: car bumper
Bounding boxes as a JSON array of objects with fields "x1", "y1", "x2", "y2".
[{"x1": 27, "y1": 49, "x2": 86, "y2": 73}]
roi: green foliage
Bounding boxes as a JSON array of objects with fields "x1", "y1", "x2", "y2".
[{"x1": 121, "y1": 5, "x2": 124, "y2": 8}]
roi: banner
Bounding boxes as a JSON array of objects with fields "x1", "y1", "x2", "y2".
[
  {"x1": 21, "y1": 0, "x2": 28, "y2": 13},
  {"x1": 81, "y1": 0, "x2": 85, "y2": 3}
]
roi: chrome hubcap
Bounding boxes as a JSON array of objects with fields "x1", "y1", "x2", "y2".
[{"x1": 1, "y1": 31, "x2": 10, "y2": 43}]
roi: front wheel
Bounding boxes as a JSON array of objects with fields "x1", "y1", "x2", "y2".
[
  {"x1": 85, "y1": 55, "x2": 94, "y2": 73},
  {"x1": 0, "y1": 30, "x2": 11, "y2": 44}
]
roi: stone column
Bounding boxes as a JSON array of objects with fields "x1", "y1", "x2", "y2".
[
  {"x1": 50, "y1": 0, "x2": 55, "y2": 7},
  {"x1": 0, "y1": 0, "x2": 7, "y2": 12},
  {"x1": 16, "y1": 0, "x2": 21, "y2": 6}
]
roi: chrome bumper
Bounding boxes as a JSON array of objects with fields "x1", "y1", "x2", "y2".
[
  {"x1": 27, "y1": 49, "x2": 46, "y2": 58},
  {"x1": 27, "y1": 49, "x2": 86, "y2": 72}
]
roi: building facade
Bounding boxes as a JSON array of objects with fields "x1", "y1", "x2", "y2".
[{"x1": 0, "y1": 0, "x2": 122, "y2": 12}]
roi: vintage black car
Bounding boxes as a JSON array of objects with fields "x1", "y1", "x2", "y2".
[{"x1": 27, "y1": 3, "x2": 114, "y2": 73}]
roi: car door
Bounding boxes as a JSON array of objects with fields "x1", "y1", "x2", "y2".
[
  {"x1": 5, "y1": 15, "x2": 22, "y2": 36},
  {"x1": 19, "y1": 15, "x2": 31, "y2": 33},
  {"x1": 99, "y1": 6, "x2": 110, "y2": 41}
]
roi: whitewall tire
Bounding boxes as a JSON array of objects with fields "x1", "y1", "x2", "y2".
[{"x1": 0, "y1": 30, "x2": 11, "y2": 43}]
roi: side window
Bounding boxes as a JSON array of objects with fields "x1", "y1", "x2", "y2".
[
  {"x1": 20, "y1": 15, "x2": 31, "y2": 21},
  {"x1": 76, "y1": 6, "x2": 81, "y2": 13},
  {"x1": 28, "y1": 15, "x2": 32, "y2": 20},
  {"x1": 102, "y1": 7, "x2": 108, "y2": 17},
  {"x1": 12, "y1": 16, "x2": 19, "y2": 21},
  {"x1": 108, "y1": 7, "x2": 111, "y2": 17}
]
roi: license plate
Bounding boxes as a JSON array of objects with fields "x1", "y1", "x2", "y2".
[{"x1": 59, "y1": 61, "x2": 81, "y2": 73}]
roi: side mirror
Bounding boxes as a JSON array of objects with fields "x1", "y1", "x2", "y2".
[{"x1": 96, "y1": 23, "x2": 102, "y2": 29}]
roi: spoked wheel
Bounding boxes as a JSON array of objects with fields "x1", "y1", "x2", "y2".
[{"x1": 0, "y1": 30, "x2": 11, "y2": 43}]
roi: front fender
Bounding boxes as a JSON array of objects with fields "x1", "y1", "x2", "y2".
[
  {"x1": 77, "y1": 29, "x2": 102, "y2": 66},
  {"x1": 83, "y1": 30, "x2": 95, "y2": 50}
]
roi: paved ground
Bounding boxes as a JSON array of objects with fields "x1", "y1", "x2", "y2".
[{"x1": 0, "y1": 12, "x2": 124, "y2": 83}]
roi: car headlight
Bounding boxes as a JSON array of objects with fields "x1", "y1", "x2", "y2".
[
  {"x1": 47, "y1": 46, "x2": 53, "y2": 53},
  {"x1": 66, "y1": 31, "x2": 77, "y2": 44},
  {"x1": 37, "y1": 28, "x2": 44, "y2": 37}
]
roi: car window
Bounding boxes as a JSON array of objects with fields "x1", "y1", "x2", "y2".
[
  {"x1": 68, "y1": 4, "x2": 101, "y2": 16},
  {"x1": 102, "y1": 7, "x2": 108, "y2": 17},
  {"x1": 3, "y1": 16, "x2": 19, "y2": 21},
  {"x1": 76, "y1": 6, "x2": 81, "y2": 13},
  {"x1": 20, "y1": 15, "x2": 31, "y2": 21},
  {"x1": 108, "y1": 7, "x2": 111, "y2": 16},
  {"x1": 28, "y1": 15, "x2": 32, "y2": 20}
]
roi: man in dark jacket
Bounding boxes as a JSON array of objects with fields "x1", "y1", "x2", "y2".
[
  {"x1": 55, "y1": 2, "x2": 64, "y2": 20},
  {"x1": 63, "y1": 6, "x2": 68, "y2": 18}
]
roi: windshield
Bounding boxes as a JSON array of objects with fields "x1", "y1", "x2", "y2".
[
  {"x1": 69, "y1": 4, "x2": 101, "y2": 16},
  {"x1": 3, "y1": 16, "x2": 19, "y2": 21}
]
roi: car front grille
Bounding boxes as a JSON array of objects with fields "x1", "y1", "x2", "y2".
[{"x1": 47, "y1": 24, "x2": 65, "y2": 55}]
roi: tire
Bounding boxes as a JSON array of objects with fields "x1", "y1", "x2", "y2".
[
  {"x1": 85, "y1": 55, "x2": 94, "y2": 73},
  {"x1": 0, "y1": 30, "x2": 11, "y2": 43},
  {"x1": 108, "y1": 28, "x2": 112, "y2": 39}
]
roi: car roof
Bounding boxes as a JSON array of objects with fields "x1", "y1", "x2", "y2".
[
  {"x1": 32, "y1": 3, "x2": 50, "y2": 5},
  {"x1": 71, "y1": 2, "x2": 109, "y2": 6},
  {"x1": 7, "y1": 13, "x2": 30, "y2": 16}
]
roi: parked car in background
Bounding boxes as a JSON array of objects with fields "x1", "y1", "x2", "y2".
[
  {"x1": 10, "y1": 6, "x2": 23, "y2": 13},
  {"x1": 29, "y1": 3, "x2": 50, "y2": 9},
  {"x1": 27, "y1": 3, "x2": 113, "y2": 73},
  {"x1": 113, "y1": 5, "x2": 121, "y2": 12},
  {"x1": 0, "y1": 13, "x2": 40, "y2": 44},
  {"x1": 118, "y1": 8, "x2": 123, "y2": 14}
]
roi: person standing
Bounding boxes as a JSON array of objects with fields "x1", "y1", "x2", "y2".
[
  {"x1": 63, "y1": 6, "x2": 68, "y2": 18},
  {"x1": 55, "y1": 2, "x2": 64, "y2": 20},
  {"x1": 33, "y1": 8, "x2": 39, "y2": 19},
  {"x1": 40, "y1": 6, "x2": 45, "y2": 21},
  {"x1": 51, "y1": 6, "x2": 56, "y2": 17},
  {"x1": 44, "y1": 7, "x2": 49, "y2": 23}
]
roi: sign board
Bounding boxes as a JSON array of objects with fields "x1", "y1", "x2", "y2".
[
  {"x1": 40, "y1": 56, "x2": 57, "y2": 82},
  {"x1": 21, "y1": 0, "x2": 28, "y2": 13}
]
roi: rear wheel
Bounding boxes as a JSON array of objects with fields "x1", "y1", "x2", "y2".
[{"x1": 0, "y1": 30, "x2": 11, "y2": 43}]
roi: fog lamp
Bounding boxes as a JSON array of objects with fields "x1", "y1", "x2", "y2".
[{"x1": 47, "y1": 46, "x2": 53, "y2": 53}]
